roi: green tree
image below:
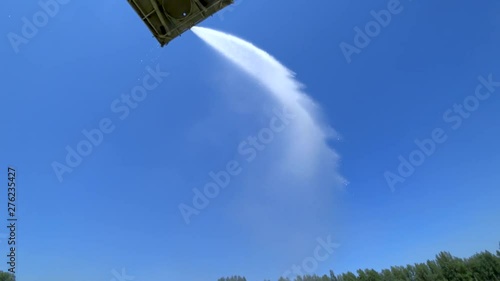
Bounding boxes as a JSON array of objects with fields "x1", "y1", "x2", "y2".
[
  {"x1": 341, "y1": 271, "x2": 357, "y2": 281},
  {"x1": 222, "y1": 249, "x2": 500, "y2": 281},
  {"x1": 414, "y1": 262, "x2": 432, "y2": 281},
  {"x1": 356, "y1": 269, "x2": 368, "y2": 281},
  {"x1": 426, "y1": 260, "x2": 446, "y2": 281},
  {"x1": 435, "y1": 251, "x2": 471, "y2": 281},
  {"x1": 405, "y1": 264, "x2": 416, "y2": 281},
  {"x1": 365, "y1": 269, "x2": 382, "y2": 281},
  {"x1": 380, "y1": 269, "x2": 395, "y2": 281},
  {"x1": 329, "y1": 270, "x2": 338, "y2": 281},
  {"x1": 0, "y1": 272, "x2": 14, "y2": 281},
  {"x1": 390, "y1": 266, "x2": 410, "y2": 281},
  {"x1": 466, "y1": 251, "x2": 500, "y2": 281}
]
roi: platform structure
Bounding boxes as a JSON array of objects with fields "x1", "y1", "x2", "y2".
[{"x1": 128, "y1": 0, "x2": 234, "y2": 46}]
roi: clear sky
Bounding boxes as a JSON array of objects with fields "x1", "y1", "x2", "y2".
[{"x1": 1, "y1": 0, "x2": 500, "y2": 281}]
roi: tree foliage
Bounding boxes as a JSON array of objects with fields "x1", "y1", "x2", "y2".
[
  {"x1": 217, "y1": 250, "x2": 500, "y2": 281},
  {"x1": 0, "y1": 272, "x2": 15, "y2": 281}
]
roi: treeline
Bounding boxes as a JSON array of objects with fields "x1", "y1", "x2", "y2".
[
  {"x1": 220, "y1": 250, "x2": 500, "y2": 281},
  {"x1": 219, "y1": 276, "x2": 248, "y2": 281}
]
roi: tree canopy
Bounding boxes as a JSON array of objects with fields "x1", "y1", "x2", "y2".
[
  {"x1": 0, "y1": 272, "x2": 15, "y2": 281},
  {"x1": 218, "y1": 250, "x2": 500, "y2": 281}
]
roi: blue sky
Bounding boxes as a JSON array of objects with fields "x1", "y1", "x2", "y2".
[{"x1": 1, "y1": 0, "x2": 500, "y2": 280}]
